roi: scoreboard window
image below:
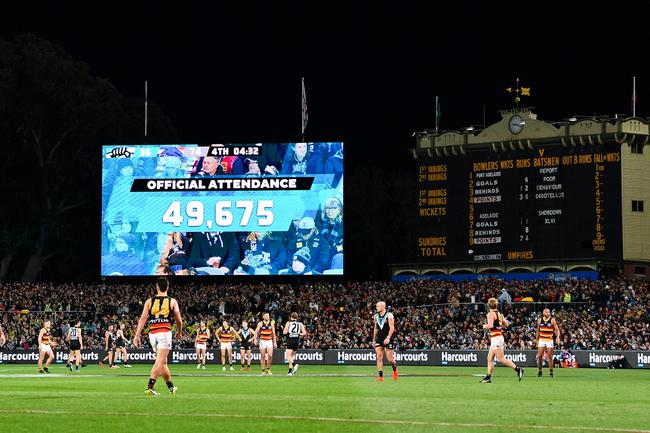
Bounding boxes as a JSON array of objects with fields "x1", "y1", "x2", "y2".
[{"x1": 416, "y1": 144, "x2": 622, "y2": 263}]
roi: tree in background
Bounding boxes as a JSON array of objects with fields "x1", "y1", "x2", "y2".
[{"x1": 0, "y1": 34, "x2": 177, "y2": 281}]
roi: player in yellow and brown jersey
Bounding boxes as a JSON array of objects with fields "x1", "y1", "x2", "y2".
[
  {"x1": 134, "y1": 277, "x2": 183, "y2": 396},
  {"x1": 37, "y1": 320, "x2": 57, "y2": 373},
  {"x1": 536, "y1": 308, "x2": 561, "y2": 378},
  {"x1": 194, "y1": 320, "x2": 210, "y2": 369},
  {"x1": 254, "y1": 312, "x2": 277, "y2": 375},
  {"x1": 480, "y1": 298, "x2": 524, "y2": 383},
  {"x1": 216, "y1": 320, "x2": 239, "y2": 371}
]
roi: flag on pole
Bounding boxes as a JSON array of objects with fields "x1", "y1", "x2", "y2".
[
  {"x1": 301, "y1": 77, "x2": 308, "y2": 136},
  {"x1": 144, "y1": 80, "x2": 148, "y2": 140},
  {"x1": 435, "y1": 96, "x2": 440, "y2": 133}
]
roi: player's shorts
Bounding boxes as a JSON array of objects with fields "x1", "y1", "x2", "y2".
[
  {"x1": 70, "y1": 341, "x2": 81, "y2": 351},
  {"x1": 220, "y1": 342, "x2": 233, "y2": 350},
  {"x1": 259, "y1": 339, "x2": 274, "y2": 350},
  {"x1": 374, "y1": 340, "x2": 394, "y2": 350},
  {"x1": 39, "y1": 343, "x2": 53, "y2": 353},
  {"x1": 149, "y1": 331, "x2": 172, "y2": 352},
  {"x1": 116, "y1": 341, "x2": 125, "y2": 349},
  {"x1": 240, "y1": 342, "x2": 252, "y2": 351},
  {"x1": 489, "y1": 336, "x2": 505, "y2": 350},
  {"x1": 195, "y1": 343, "x2": 207, "y2": 350},
  {"x1": 537, "y1": 339, "x2": 554, "y2": 349},
  {"x1": 286, "y1": 337, "x2": 300, "y2": 351}
]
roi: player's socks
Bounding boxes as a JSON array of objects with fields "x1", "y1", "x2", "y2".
[
  {"x1": 480, "y1": 374, "x2": 491, "y2": 383},
  {"x1": 43, "y1": 367, "x2": 49, "y2": 373},
  {"x1": 147, "y1": 378, "x2": 156, "y2": 390},
  {"x1": 392, "y1": 363, "x2": 398, "y2": 380},
  {"x1": 537, "y1": 369, "x2": 542, "y2": 378},
  {"x1": 515, "y1": 367, "x2": 525, "y2": 381},
  {"x1": 549, "y1": 370, "x2": 554, "y2": 378},
  {"x1": 166, "y1": 381, "x2": 174, "y2": 390},
  {"x1": 378, "y1": 370, "x2": 384, "y2": 377}
]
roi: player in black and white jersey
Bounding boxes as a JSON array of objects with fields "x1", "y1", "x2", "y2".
[
  {"x1": 66, "y1": 320, "x2": 84, "y2": 372},
  {"x1": 283, "y1": 312, "x2": 306, "y2": 376},
  {"x1": 100, "y1": 324, "x2": 117, "y2": 368},
  {"x1": 237, "y1": 320, "x2": 255, "y2": 371},
  {"x1": 115, "y1": 323, "x2": 132, "y2": 368},
  {"x1": 373, "y1": 301, "x2": 398, "y2": 381}
]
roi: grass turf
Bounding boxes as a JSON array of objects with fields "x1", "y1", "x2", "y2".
[{"x1": 0, "y1": 364, "x2": 648, "y2": 433}]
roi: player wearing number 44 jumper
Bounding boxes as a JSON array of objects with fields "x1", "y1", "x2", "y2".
[
  {"x1": 134, "y1": 277, "x2": 183, "y2": 396},
  {"x1": 283, "y1": 312, "x2": 307, "y2": 376}
]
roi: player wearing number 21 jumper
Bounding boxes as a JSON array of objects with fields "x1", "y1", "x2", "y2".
[{"x1": 283, "y1": 312, "x2": 307, "y2": 376}]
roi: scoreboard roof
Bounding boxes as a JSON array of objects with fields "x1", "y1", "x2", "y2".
[{"x1": 412, "y1": 109, "x2": 650, "y2": 158}]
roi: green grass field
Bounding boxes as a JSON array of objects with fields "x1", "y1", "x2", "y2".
[{"x1": 0, "y1": 364, "x2": 648, "y2": 433}]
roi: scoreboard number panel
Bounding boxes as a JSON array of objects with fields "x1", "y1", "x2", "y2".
[{"x1": 416, "y1": 144, "x2": 622, "y2": 263}]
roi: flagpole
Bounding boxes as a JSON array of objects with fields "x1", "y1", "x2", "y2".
[
  {"x1": 633, "y1": 76, "x2": 636, "y2": 117},
  {"x1": 144, "y1": 80, "x2": 148, "y2": 144},
  {"x1": 301, "y1": 77, "x2": 308, "y2": 142},
  {"x1": 435, "y1": 96, "x2": 439, "y2": 134}
]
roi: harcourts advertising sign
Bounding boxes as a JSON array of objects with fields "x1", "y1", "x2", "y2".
[{"x1": 1, "y1": 349, "x2": 648, "y2": 368}]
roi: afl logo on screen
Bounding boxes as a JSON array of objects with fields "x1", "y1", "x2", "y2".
[{"x1": 106, "y1": 147, "x2": 135, "y2": 158}]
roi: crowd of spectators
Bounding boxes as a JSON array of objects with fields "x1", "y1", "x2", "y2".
[{"x1": 0, "y1": 277, "x2": 648, "y2": 351}]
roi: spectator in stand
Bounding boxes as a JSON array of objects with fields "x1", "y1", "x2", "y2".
[
  {"x1": 319, "y1": 197, "x2": 344, "y2": 270},
  {"x1": 498, "y1": 288, "x2": 512, "y2": 310},
  {"x1": 0, "y1": 277, "x2": 648, "y2": 351},
  {"x1": 101, "y1": 233, "x2": 146, "y2": 276},
  {"x1": 286, "y1": 217, "x2": 329, "y2": 274},
  {"x1": 188, "y1": 232, "x2": 240, "y2": 275},
  {"x1": 280, "y1": 142, "x2": 324, "y2": 175}
]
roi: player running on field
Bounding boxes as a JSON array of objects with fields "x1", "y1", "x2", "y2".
[{"x1": 480, "y1": 297, "x2": 524, "y2": 383}]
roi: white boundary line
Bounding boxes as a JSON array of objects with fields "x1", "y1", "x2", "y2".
[{"x1": 0, "y1": 409, "x2": 647, "y2": 433}]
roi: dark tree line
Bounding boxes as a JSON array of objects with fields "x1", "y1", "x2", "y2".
[{"x1": 0, "y1": 34, "x2": 177, "y2": 281}]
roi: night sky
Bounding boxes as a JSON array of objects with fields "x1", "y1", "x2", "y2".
[{"x1": 2, "y1": 2, "x2": 649, "y2": 280}]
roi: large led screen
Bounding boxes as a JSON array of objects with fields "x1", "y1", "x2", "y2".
[{"x1": 101, "y1": 143, "x2": 343, "y2": 276}]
